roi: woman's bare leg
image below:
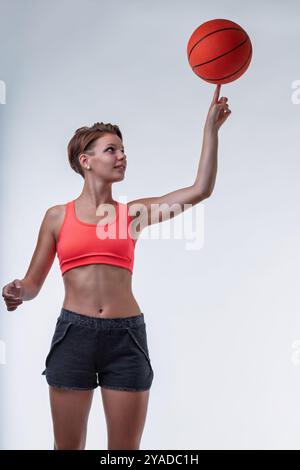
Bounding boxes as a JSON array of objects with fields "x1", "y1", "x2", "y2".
[
  {"x1": 49, "y1": 386, "x2": 94, "y2": 450},
  {"x1": 100, "y1": 387, "x2": 150, "y2": 450}
]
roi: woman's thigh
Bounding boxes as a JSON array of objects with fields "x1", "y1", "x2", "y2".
[
  {"x1": 49, "y1": 386, "x2": 94, "y2": 450},
  {"x1": 101, "y1": 387, "x2": 150, "y2": 450}
]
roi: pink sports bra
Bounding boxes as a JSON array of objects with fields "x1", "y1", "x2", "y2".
[{"x1": 56, "y1": 200, "x2": 136, "y2": 275}]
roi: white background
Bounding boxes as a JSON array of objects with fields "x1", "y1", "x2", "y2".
[{"x1": 1, "y1": 0, "x2": 300, "y2": 450}]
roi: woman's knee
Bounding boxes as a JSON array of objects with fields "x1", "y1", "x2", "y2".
[{"x1": 54, "y1": 437, "x2": 86, "y2": 450}]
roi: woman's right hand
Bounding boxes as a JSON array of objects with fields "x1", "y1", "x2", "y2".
[
  {"x1": 204, "y1": 84, "x2": 231, "y2": 134},
  {"x1": 2, "y1": 279, "x2": 24, "y2": 311}
]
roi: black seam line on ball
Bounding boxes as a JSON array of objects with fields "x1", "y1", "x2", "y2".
[
  {"x1": 188, "y1": 27, "x2": 245, "y2": 60},
  {"x1": 192, "y1": 37, "x2": 249, "y2": 68},
  {"x1": 195, "y1": 46, "x2": 252, "y2": 82}
]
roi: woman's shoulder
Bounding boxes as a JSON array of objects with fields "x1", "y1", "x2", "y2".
[
  {"x1": 45, "y1": 203, "x2": 68, "y2": 242},
  {"x1": 46, "y1": 203, "x2": 68, "y2": 220}
]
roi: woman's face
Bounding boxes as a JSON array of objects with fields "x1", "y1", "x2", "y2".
[{"x1": 82, "y1": 133, "x2": 127, "y2": 182}]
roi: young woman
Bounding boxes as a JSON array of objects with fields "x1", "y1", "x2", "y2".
[{"x1": 2, "y1": 84, "x2": 231, "y2": 450}]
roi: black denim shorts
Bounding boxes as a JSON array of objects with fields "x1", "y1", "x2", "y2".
[{"x1": 41, "y1": 308, "x2": 154, "y2": 392}]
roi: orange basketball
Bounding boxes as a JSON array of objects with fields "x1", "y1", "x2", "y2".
[{"x1": 187, "y1": 18, "x2": 252, "y2": 84}]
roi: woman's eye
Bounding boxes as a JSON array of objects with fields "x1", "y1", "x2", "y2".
[{"x1": 107, "y1": 147, "x2": 125, "y2": 153}]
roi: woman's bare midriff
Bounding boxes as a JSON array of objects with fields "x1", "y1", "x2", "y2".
[{"x1": 61, "y1": 263, "x2": 142, "y2": 318}]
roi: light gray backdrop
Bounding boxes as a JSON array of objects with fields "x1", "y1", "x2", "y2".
[{"x1": 1, "y1": 0, "x2": 300, "y2": 450}]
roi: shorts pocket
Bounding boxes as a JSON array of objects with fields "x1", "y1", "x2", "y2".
[
  {"x1": 126, "y1": 323, "x2": 154, "y2": 376},
  {"x1": 42, "y1": 317, "x2": 73, "y2": 375}
]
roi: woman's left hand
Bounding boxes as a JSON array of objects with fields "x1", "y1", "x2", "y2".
[{"x1": 204, "y1": 84, "x2": 232, "y2": 133}]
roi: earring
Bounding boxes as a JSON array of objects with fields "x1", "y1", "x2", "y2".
[{"x1": 87, "y1": 165, "x2": 91, "y2": 170}]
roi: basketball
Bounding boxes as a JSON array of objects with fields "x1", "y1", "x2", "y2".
[{"x1": 187, "y1": 18, "x2": 252, "y2": 84}]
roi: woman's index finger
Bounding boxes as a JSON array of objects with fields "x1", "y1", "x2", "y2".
[{"x1": 213, "y1": 84, "x2": 221, "y2": 104}]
